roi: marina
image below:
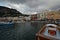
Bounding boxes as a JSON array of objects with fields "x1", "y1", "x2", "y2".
[
  {"x1": 0, "y1": 1, "x2": 60, "y2": 40},
  {"x1": 0, "y1": 20, "x2": 60, "y2": 40},
  {"x1": 0, "y1": 17, "x2": 60, "y2": 40}
]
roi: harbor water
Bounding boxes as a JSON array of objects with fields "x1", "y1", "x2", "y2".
[{"x1": 0, "y1": 21, "x2": 55, "y2": 40}]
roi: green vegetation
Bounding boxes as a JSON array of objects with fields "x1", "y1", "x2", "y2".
[{"x1": 0, "y1": 6, "x2": 29, "y2": 17}]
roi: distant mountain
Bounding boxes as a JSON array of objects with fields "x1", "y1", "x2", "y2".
[{"x1": 0, "y1": 6, "x2": 29, "y2": 17}]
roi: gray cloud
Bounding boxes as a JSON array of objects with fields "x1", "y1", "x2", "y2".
[
  {"x1": 6, "y1": 0, "x2": 48, "y2": 8},
  {"x1": 49, "y1": 2, "x2": 60, "y2": 10},
  {"x1": 0, "y1": 0, "x2": 60, "y2": 14},
  {"x1": 6, "y1": 0, "x2": 26, "y2": 4}
]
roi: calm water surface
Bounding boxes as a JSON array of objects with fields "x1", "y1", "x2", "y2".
[{"x1": 0, "y1": 21, "x2": 45, "y2": 40}]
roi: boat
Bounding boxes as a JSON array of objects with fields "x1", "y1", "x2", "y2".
[
  {"x1": 0, "y1": 21, "x2": 14, "y2": 29},
  {"x1": 36, "y1": 24, "x2": 60, "y2": 40}
]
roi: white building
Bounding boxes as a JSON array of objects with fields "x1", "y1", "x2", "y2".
[
  {"x1": 37, "y1": 10, "x2": 49, "y2": 20},
  {"x1": 24, "y1": 16, "x2": 31, "y2": 21}
]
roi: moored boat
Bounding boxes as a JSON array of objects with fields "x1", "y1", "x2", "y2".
[
  {"x1": 36, "y1": 24, "x2": 60, "y2": 40},
  {"x1": 0, "y1": 21, "x2": 14, "y2": 29}
]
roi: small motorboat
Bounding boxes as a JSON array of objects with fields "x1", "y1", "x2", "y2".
[
  {"x1": 36, "y1": 24, "x2": 60, "y2": 40},
  {"x1": 0, "y1": 21, "x2": 14, "y2": 29}
]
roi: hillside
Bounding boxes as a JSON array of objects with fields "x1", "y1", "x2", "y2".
[{"x1": 0, "y1": 6, "x2": 29, "y2": 17}]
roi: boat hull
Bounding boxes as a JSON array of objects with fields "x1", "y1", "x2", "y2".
[{"x1": 0, "y1": 22, "x2": 14, "y2": 29}]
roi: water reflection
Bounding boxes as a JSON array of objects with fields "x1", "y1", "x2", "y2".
[
  {"x1": 0, "y1": 21, "x2": 44, "y2": 40},
  {"x1": 31, "y1": 22, "x2": 39, "y2": 27},
  {"x1": 16, "y1": 21, "x2": 44, "y2": 40}
]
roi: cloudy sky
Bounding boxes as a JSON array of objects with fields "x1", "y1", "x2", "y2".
[{"x1": 0, "y1": 0, "x2": 60, "y2": 15}]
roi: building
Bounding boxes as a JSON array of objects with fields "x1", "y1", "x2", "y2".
[
  {"x1": 37, "y1": 10, "x2": 60, "y2": 20},
  {"x1": 31, "y1": 14, "x2": 37, "y2": 21},
  {"x1": 37, "y1": 10, "x2": 49, "y2": 20},
  {"x1": 46, "y1": 11, "x2": 60, "y2": 20}
]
